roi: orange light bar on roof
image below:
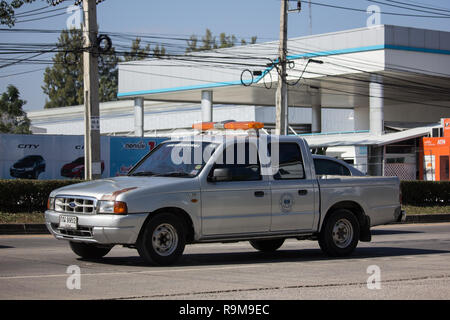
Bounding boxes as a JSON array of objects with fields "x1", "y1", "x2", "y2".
[
  {"x1": 192, "y1": 122, "x2": 215, "y2": 130},
  {"x1": 192, "y1": 121, "x2": 264, "y2": 131},
  {"x1": 224, "y1": 121, "x2": 264, "y2": 130}
]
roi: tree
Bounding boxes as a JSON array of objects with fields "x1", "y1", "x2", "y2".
[
  {"x1": 122, "y1": 38, "x2": 151, "y2": 62},
  {"x1": 42, "y1": 29, "x2": 84, "y2": 108},
  {"x1": 199, "y1": 29, "x2": 217, "y2": 51},
  {"x1": 42, "y1": 28, "x2": 119, "y2": 108},
  {"x1": 241, "y1": 36, "x2": 258, "y2": 46},
  {"x1": 0, "y1": 85, "x2": 31, "y2": 134},
  {"x1": 152, "y1": 44, "x2": 166, "y2": 58},
  {"x1": 219, "y1": 33, "x2": 237, "y2": 49},
  {"x1": 0, "y1": 0, "x2": 47, "y2": 27},
  {"x1": 186, "y1": 29, "x2": 257, "y2": 53}
]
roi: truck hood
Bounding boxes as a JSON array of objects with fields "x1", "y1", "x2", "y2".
[{"x1": 50, "y1": 176, "x2": 198, "y2": 199}]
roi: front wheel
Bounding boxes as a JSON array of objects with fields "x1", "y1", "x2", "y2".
[
  {"x1": 250, "y1": 238, "x2": 285, "y2": 252},
  {"x1": 69, "y1": 242, "x2": 112, "y2": 259},
  {"x1": 318, "y1": 209, "x2": 360, "y2": 257},
  {"x1": 137, "y1": 213, "x2": 186, "y2": 266}
]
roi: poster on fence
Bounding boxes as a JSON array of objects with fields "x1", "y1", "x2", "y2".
[
  {"x1": 0, "y1": 134, "x2": 110, "y2": 180},
  {"x1": 109, "y1": 137, "x2": 167, "y2": 177}
]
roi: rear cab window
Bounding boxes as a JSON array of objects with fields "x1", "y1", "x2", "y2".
[
  {"x1": 269, "y1": 142, "x2": 305, "y2": 180},
  {"x1": 314, "y1": 158, "x2": 351, "y2": 176}
]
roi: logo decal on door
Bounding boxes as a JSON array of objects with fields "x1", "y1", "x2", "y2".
[{"x1": 279, "y1": 193, "x2": 294, "y2": 213}]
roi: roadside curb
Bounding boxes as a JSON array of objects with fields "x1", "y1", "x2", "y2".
[
  {"x1": 403, "y1": 214, "x2": 450, "y2": 224},
  {"x1": 0, "y1": 224, "x2": 49, "y2": 235},
  {"x1": 1, "y1": 214, "x2": 450, "y2": 235}
]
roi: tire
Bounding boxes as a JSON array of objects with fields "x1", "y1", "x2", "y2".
[
  {"x1": 249, "y1": 238, "x2": 285, "y2": 252},
  {"x1": 69, "y1": 242, "x2": 112, "y2": 259},
  {"x1": 318, "y1": 209, "x2": 360, "y2": 257},
  {"x1": 137, "y1": 212, "x2": 186, "y2": 266}
]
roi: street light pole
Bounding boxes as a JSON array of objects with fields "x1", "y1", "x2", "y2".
[
  {"x1": 83, "y1": 0, "x2": 101, "y2": 180},
  {"x1": 275, "y1": 0, "x2": 288, "y2": 136}
]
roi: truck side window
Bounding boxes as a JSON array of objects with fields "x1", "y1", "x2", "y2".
[
  {"x1": 271, "y1": 143, "x2": 305, "y2": 180},
  {"x1": 211, "y1": 142, "x2": 261, "y2": 181},
  {"x1": 314, "y1": 159, "x2": 351, "y2": 176}
]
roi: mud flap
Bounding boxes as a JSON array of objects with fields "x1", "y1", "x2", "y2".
[{"x1": 359, "y1": 215, "x2": 372, "y2": 242}]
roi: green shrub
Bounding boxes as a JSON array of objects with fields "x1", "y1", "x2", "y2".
[
  {"x1": 1, "y1": 179, "x2": 448, "y2": 214},
  {"x1": 0, "y1": 179, "x2": 84, "y2": 213},
  {"x1": 401, "y1": 181, "x2": 450, "y2": 206}
]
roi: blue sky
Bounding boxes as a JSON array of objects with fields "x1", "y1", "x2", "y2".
[{"x1": 1, "y1": 0, "x2": 450, "y2": 112}]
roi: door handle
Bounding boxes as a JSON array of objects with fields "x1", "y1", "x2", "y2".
[
  {"x1": 254, "y1": 191, "x2": 265, "y2": 197},
  {"x1": 298, "y1": 189, "x2": 308, "y2": 196}
]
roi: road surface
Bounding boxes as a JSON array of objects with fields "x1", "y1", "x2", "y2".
[{"x1": 1, "y1": 223, "x2": 449, "y2": 299}]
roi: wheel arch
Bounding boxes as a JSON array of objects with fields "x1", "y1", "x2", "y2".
[
  {"x1": 139, "y1": 207, "x2": 196, "y2": 244},
  {"x1": 320, "y1": 201, "x2": 370, "y2": 241}
]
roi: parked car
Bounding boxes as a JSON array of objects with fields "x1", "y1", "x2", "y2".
[
  {"x1": 60, "y1": 157, "x2": 105, "y2": 179},
  {"x1": 312, "y1": 154, "x2": 365, "y2": 176},
  {"x1": 45, "y1": 134, "x2": 404, "y2": 266},
  {"x1": 10, "y1": 155, "x2": 46, "y2": 179}
]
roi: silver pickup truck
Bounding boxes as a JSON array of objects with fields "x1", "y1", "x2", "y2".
[{"x1": 45, "y1": 135, "x2": 404, "y2": 265}]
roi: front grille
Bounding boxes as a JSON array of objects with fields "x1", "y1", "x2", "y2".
[
  {"x1": 51, "y1": 223, "x2": 93, "y2": 238},
  {"x1": 54, "y1": 196, "x2": 97, "y2": 214}
]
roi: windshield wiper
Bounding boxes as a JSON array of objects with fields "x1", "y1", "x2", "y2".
[
  {"x1": 154, "y1": 172, "x2": 194, "y2": 178},
  {"x1": 130, "y1": 171, "x2": 157, "y2": 176}
]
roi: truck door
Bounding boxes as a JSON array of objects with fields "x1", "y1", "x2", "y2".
[
  {"x1": 201, "y1": 141, "x2": 271, "y2": 236},
  {"x1": 269, "y1": 141, "x2": 316, "y2": 232}
]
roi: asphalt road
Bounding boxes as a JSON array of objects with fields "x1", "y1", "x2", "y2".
[{"x1": 1, "y1": 223, "x2": 450, "y2": 300}]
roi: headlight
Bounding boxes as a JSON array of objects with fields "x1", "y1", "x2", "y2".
[
  {"x1": 98, "y1": 200, "x2": 128, "y2": 215},
  {"x1": 72, "y1": 165, "x2": 83, "y2": 173},
  {"x1": 47, "y1": 197, "x2": 55, "y2": 210}
]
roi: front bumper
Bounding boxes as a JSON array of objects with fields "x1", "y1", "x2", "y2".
[
  {"x1": 45, "y1": 210, "x2": 149, "y2": 245},
  {"x1": 10, "y1": 169, "x2": 33, "y2": 178}
]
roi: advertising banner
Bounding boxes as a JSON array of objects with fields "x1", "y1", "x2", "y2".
[
  {"x1": 0, "y1": 134, "x2": 168, "y2": 180},
  {"x1": 0, "y1": 134, "x2": 110, "y2": 180},
  {"x1": 109, "y1": 137, "x2": 167, "y2": 177}
]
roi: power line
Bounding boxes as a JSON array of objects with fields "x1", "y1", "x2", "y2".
[
  {"x1": 15, "y1": 11, "x2": 68, "y2": 24},
  {"x1": 0, "y1": 67, "x2": 46, "y2": 79},
  {"x1": 385, "y1": 0, "x2": 450, "y2": 14},
  {"x1": 15, "y1": 5, "x2": 70, "y2": 19},
  {"x1": 366, "y1": 0, "x2": 450, "y2": 17},
  {"x1": 286, "y1": 0, "x2": 450, "y2": 18},
  {"x1": 14, "y1": 5, "x2": 54, "y2": 17}
]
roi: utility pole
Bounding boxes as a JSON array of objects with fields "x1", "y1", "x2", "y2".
[
  {"x1": 83, "y1": 0, "x2": 101, "y2": 180},
  {"x1": 275, "y1": 0, "x2": 288, "y2": 136}
]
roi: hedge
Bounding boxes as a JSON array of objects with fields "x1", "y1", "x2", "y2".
[
  {"x1": 0, "y1": 179, "x2": 84, "y2": 213},
  {"x1": 0, "y1": 179, "x2": 449, "y2": 214},
  {"x1": 400, "y1": 181, "x2": 450, "y2": 206}
]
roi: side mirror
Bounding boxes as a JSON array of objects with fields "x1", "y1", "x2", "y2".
[{"x1": 208, "y1": 168, "x2": 232, "y2": 182}]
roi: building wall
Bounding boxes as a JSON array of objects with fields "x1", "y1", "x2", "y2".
[
  {"x1": 353, "y1": 102, "x2": 450, "y2": 131},
  {"x1": 29, "y1": 101, "x2": 354, "y2": 136}
]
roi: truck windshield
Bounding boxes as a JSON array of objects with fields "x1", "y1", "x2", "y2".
[{"x1": 129, "y1": 141, "x2": 217, "y2": 178}]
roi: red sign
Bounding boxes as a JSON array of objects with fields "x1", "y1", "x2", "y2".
[{"x1": 444, "y1": 119, "x2": 450, "y2": 138}]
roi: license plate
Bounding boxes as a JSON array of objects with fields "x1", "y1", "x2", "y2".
[{"x1": 59, "y1": 215, "x2": 77, "y2": 230}]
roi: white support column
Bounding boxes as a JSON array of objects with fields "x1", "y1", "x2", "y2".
[
  {"x1": 201, "y1": 90, "x2": 213, "y2": 122},
  {"x1": 369, "y1": 74, "x2": 384, "y2": 135},
  {"x1": 311, "y1": 88, "x2": 322, "y2": 133},
  {"x1": 134, "y1": 97, "x2": 144, "y2": 137}
]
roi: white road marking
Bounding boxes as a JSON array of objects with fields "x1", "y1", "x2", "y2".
[{"x1": 0, "y1": 264, "x2": 266, "y2": 281}]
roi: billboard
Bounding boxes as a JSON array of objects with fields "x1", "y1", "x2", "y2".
[
  {"x1": 0, "y1": 134, "x2": 167, "y2": 180},
  {"x1": 109, "y1": 137, "x2": 167, "y2": 176}
]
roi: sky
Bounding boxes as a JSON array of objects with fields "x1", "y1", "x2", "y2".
[{"x1": 1, "y1": 0, "x2": 450, "y2": 112}]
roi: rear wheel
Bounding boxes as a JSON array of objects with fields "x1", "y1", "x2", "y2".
[
  {"x1": 318, "y1": 209, "x2": 360, "y2": 257},
  {"x1": 137, "y1": 213, "x2": 186, "y2": 266},
  {"x1": 250, "y1": 238, "x2": 285, "y2": 252},
  {"x1": 69, "y1": 242, "x2": 112, "y2": 259}
]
